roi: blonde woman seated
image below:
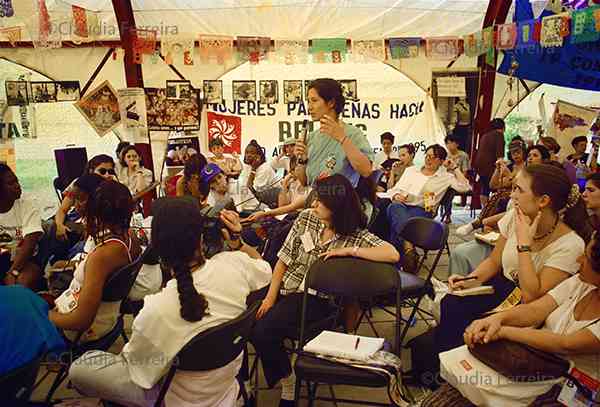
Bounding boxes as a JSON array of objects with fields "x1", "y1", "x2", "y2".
[
  {"x1": 422, "y1": 233, "x2": 600, "y2": 407},
  {"x1": 437, "y1": 164, "x2": 592, "y2": 354}
]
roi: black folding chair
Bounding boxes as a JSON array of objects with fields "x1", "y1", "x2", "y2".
[
  {"x1": 53, "y1": 177, "x2": 65, "y2": 203},
  {"x1": 153, "y1": 302, "x2": 261, "y2": 407},
  {"x1": 0, "y1": 351, "x2": 45, "y2": 406},
  {"x1": 437, "y1": 188, "x2": 456, "y2": 224},
  {"x1": 44, "y1": 252, "x2": 145, "y2": 402},
  {"x1": 294, "y1": 257, "x2": 402, "y2": 406}
]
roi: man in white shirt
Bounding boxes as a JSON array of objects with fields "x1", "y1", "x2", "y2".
[
  {"x1": 270, "y1": 138, "x2": 296, "y2": 174},
  {"x1": 373, "y1": 132, "x2": 399, "y2": 169},
  {"x1": 386, "y1": 145, "x2": 470, "y2": 271},
  {"x1": 0, "y1": 164, "x2": 45, "y2": 289}
]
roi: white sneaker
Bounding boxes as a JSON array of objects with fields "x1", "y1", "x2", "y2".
[{"x1": 456, "y1": 223, "x2": 474, "y2": 236}]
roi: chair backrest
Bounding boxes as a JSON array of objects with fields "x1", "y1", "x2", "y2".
[
  {"x1": 300, "y1": 258, "x2": 402, "y2": 350},
  {"x1": 399, "y1": 217, "x2": 449, "y2": 252},
  {"x1": 154, "y1": 301, "x2": 260, "y2": 407},
  {"x1": 0, "y1": 351, "x2": 44, "y2": 403},
  {"x1": 53, "y1": 176, "x2": 64, "y2": 202},
  {"x1": 101, "y1": 250, "x2": 145, "y2": 302}
]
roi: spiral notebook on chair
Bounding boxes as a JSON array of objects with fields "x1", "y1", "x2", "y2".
[{"x1": 303, "y1": 330, "x2": 385, "y2": 362}]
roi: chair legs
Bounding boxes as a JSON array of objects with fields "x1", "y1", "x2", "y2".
[{"x1": 45, "y1": 365, "x2": 68, "y2": 403}]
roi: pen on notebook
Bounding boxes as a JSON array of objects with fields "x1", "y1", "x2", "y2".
[
  {"x1": 444, "y1": 276, "x2": 478, "y2": 283},
  {"x1": 354, "y1": 337, "x2": 360, "y2": 350}
]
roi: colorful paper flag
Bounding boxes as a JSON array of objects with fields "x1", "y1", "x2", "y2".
[
  {"x1": 351, "y1": 40, "x2": 385, "y2": 62},
  {"x1": 517, "y1": 19, "x2": 541, "y2": 48},
  {"x1": 425, "y1": 36, "x2": 460, "y2": 60},
  {"x1": 198, "y1": 35, "x2": 234, "y2": 65},
  {"x1": 236, "y1": 36, "x2": 271, "y2": 64},
  {"x1": 72, "y1": 5, "x2": 88, "y2": 38},
  {"x1": 271, "y1": 40, "x2": 308, "y2": 64},
  {"x1": 388, "y1": 37, "x2": 420, "y2": 59},
  {"x1": 310, "y1": 38, "x2": 347, "y2": 63},
  {"x1": 0, "y1": 27, "x2": 21, "y2": 46},
  {"x1": 463, "y1": 31, "x2": 486, "y2": 57},
  {"x1": 571, "y1": 6, "x2": 600, "y2": 44},
  {"x1": 497, "y1": 23, "x2": 517, "y2": 49},
  {"x1": 0, "y1": 0, "x2": 14, "y2": 18},
  {"x1": 540, "y1": 13, "x2": 568, "y2": 47}
]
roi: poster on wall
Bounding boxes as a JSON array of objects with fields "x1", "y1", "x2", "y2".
[
  {"x1": 549, "y1": 100, "x2": 598, "y2": 159},
  {"x1": 206, "y1": 111, "x2": 242, "y2": 154},
  {"x1": 436, "y1": 77, "x2": 466, "y2": 98},
  {"x1": 145, "y1": 88, "x2": 201, "y2": 131},
  {"x1": 30, "y1": 81, "x2": 57, "y2": 103},
  {"x1": 304, "y1": 80, "x2": 313, "y2": 99},
  {"x1": 165, "y1": 136, "x2": 201, "y2": 168},
  {"x1": 166, "y1": 80, "x2": 192, "y2": 100},
  {"x1": 203, "y1": 80, "x2": 223, "y2": 104},
  {"x1": 5, "y1": 81, "x2": 28, "y2": 106},
  {"x1": 117, "y1": 88, "x2": 147, "y2": 129},
  {"x1": 259, "y1": 80, "x2": 278, "y2": 104},
  {"x1": 283, "y1": 80, "x2": 303, "y2": 104},
  {"x1": 339, "y1": 79, "x2": 358, "y2": 101},
  {"x1": 232, "y1": 80, "x2": 256, "y2": 101},
  {"x1": 74, "y1": 81, "x2": 121, "y2": 137},
  {"x1": 56, "y1": 81, "x2": 81, "y2": 102}
]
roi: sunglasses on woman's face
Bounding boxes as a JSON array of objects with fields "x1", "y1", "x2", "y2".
[{"x1": 97, "y1": 168, "x2": 116, "y2": 176}]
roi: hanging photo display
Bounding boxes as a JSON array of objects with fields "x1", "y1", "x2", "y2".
[
  {"x1": 5, "y1": 81, "x2": 28, "y2": 106},
  {"x1": 74, "y1": 81, "x2": 121, "y2": 137},
  {"x1": 259, "y1": 80, "x2": 278, "y2": 104},
  {"x1": 165, "y1": 135, "x2": 201, "y2": 168},
  {"x1": 304, "y1": 79, "x2": 314, "y2": 99},
  {"x1": 166, "y1": 80, "x2": 192, "y2": 100},
  {"x1": 55, "y1": 81, "x2": 81, "y2": 102},
  {"x1": 283, "y1": 80, "x2": 303, "y2": 104},
  {"x1": 232, "y1": 80, "x2": 257, "y2": 101},
  {"x1": 30, "y1": 81, "x2": 57, "y2": 103},
  {"x1": 339, "y1": 79, "x2": 358, "y2": 101},
  {"x1": 145, "y1": 88, "x2": 201, "y2": 130},
  {"x1": 203, "y1": 80, "x2": 223, "y2": 104},
  {"x1": 117, "y1": 88, "x2": 148, "y2": 129}
]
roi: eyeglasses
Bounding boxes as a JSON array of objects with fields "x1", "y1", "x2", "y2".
[{"x1": 97, "y1": 168, "x2": 116, "y2": 176}]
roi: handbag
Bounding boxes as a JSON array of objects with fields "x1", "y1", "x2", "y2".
[{"x1": 470, "y1": 339, "x2": 570, "y2": 382}]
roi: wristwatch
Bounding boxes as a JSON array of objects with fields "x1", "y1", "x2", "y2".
[{"x1": 517, "y1": 245, "x2": 531, "y2": 253}]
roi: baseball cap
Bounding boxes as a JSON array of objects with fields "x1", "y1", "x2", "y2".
[
  {"x1": 283, "y1": 138, "x2": 296, "y2": 146},
  {"x1": 200, "y1": 163, "x2": 223, "y2": 184}
]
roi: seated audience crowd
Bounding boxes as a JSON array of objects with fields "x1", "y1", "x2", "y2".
[{"x1": 2, "y1": 77, "x2": 600, "y2": 407}]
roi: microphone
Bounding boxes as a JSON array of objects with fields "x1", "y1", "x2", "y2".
[{"x1": 297, "y1": 119, "x2": 309, "y2": 165}]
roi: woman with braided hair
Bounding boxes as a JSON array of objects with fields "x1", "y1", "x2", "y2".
[
  {"x1": 69, "y1": 197, "x2": 271, "y2": 407},
  {"x1": 438, "y1": 164, "x2": 593, "y2": 354}
]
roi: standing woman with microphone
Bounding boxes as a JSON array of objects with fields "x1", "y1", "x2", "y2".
[
  {"x1": 295, "y1": 78, "x2": 373, "y2": 188},
  {"x1": 118, "y1": 145, "x2": 154, "y2": 198}
]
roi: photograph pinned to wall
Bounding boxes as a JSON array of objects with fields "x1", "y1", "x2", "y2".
[
  {"x1": 5, "y1": 81, "x2": 28, "y2": 106},
  {"x1": 339, "y1": 79, "x2": 358, "y2": 101},
  {"x1": 166, "y1": 80, "x2": 192, "y2": 100},
  {"x1": 283, "y1": 80, "x2": 303, "y2": 104},
  {"x1": 30, "y1": 81, "x2": 57, "y2": 103},
  {"x1": 74, "y1": 80, "x2": 121, "y2": 137},
  {"x1": 232, "y1": 80, "x2": 257, "y2": 102},
  {"x1": 304, "y1": 79, "x2": 313, "y2": 100},
  {"x1": 203, "y1": 80, "x2": 223, "y2": 104},
  {"x1": 55, "y1": 81, "x2": 81, "y2": 102},
  {"x1": 145, "y1": 88, "x2": 201, "y2": 131},
  {"x1": 165, "y1": 135, "x2": 200, "y2": 168},
  {"x1": 117, "y1": 88, "x2": 147, "y2": 129},
  {"x1": 259, "y1": 80, "x2": 278, "y2": 104}
]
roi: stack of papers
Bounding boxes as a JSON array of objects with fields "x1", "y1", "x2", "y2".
[{"x1": 303, "y1": 330, "x2": 384, "y2": 362}]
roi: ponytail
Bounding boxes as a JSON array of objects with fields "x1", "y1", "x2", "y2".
[
  {"x1": 173, "y1": 262, "x2": 209, "y2": 322},
  {"x1": 563, "y1": 196, "x2": 594, "y2": 243}
]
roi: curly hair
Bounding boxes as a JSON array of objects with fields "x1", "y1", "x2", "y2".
[
  {"x1": 85, "y1": 181, "x2": 134, "y2": 242},
  {"x1": 246, "y1": 139, "x2": 266, "y2": 164}
]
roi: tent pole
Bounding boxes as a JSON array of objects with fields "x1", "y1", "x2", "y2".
[
  {"x1": 472, "y1": 0, "x2": 512, "y2": 159},
  {"x1": 112, "y1": 0, "x2": 155, "y2": 214},
  {"x1": 80, "y1": 48, "x2": 115, "y2": 96}
]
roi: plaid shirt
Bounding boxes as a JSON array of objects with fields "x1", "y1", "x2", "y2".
[{"x1": 277, "y1": 209, "x2": 385, "y2": 295}]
